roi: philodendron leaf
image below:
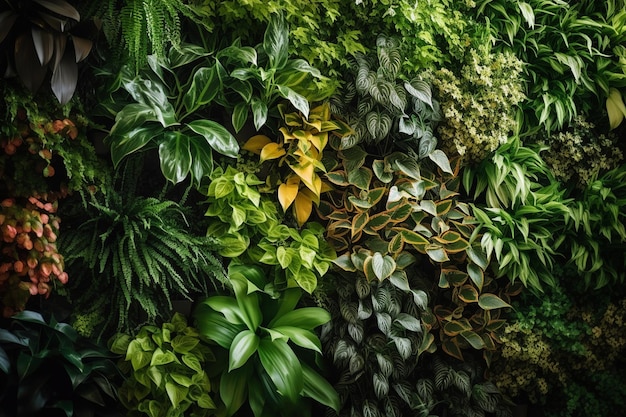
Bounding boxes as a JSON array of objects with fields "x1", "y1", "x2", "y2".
[
  {"x1": 301, "y1": 361, "x2": 340, "y2": 412},
  {"x1": 166, "y1": 381, "x2": 189, "y2": 408},
  {"x1": 187, "y1": 119, "x2": 239, "y2": 158},
  {"x1": 263, "y1": 13, "x2": 289, "y2": 70},
  {"x1": 229, "y1": 330, "x2": 260, "y2": 371},
  {"x1": 607, "y1": 87, "x2": 626, "y2": 130},
  {"x1": 159, "y1": 131, "x2": 192, "y2": 184},
  {"x1": 257, "y1": 339, "x2": 303, "y2": 404},
  {"x1": 371, "y1": 252, "x2": 396, "y2": 281},
  {"x1": 184, "y1": 65, "x2": 222, "y2": 112}
]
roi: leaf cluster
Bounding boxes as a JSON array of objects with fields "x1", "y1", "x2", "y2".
[
  {"x1": 194, "y1": 264, "x2": 339, "y2": 417},
  {"x1": 329, "y1": 35, "x2": 443, "y2": 156},
  {"x1": 109, "y1": 313, "x2": 217, "y2": 417},
  {"x1": 0, "y1": 310, "x2": 123, "y2": 417},
  {"x1": 0, "y1": 0, "x2": 98, "y2": 104},
  {"x1": 100, "y1": 13, "x2": 332, "y2": 186},
  {"x1": 476, "y1": 0, "x2": 626, "y2": 134},
  {"x1": 60, "y1": 160, "x2": 226, "y2": 338}
]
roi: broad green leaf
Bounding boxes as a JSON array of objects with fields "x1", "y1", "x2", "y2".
[
  {"x1": 458, "y1": 285, "x2": 479, "y2": 303},
  {"x1": 607, "y1": 87, "x2": 626, "y2": 130},
  {"x1": 150, "y1": 348, "x2": 178, "y2": 366},
  {"x1": 110, "y1": 103, "x2": 159, "y2": 137},
  {"x1": 347, "y1": 166, "x2": 373, "y2": 190},
  {"x1": 188, "y1": 134, "x2": 214, "y2": 186},
  {"x1": 182, "y1": 354, "x2": 203, "y2": 373},
  {"x1": 257, "y1": 339, "x2": 302, "y2": 403},
  {"x1": 302, "y1": 362, "x2": 340, "y2": 411},
  {"x1": 272, "y1": 326, "x2": 322, "y2": 352},
  {"x1": 219, "y1": 364, "x2": 252, "y2": 416},
  {"x1": 229, "y1": 330, "x2": 260, "y2": 371},
  {"x1": 277, "y1": 85, "x2": 309, "y2": 118},
  {"x1": 187, "y1": 120, "x2": 238, "y2": 158},
  {"x1": 371, "y1": 252, "x2": 396, "y2": 281},
  {"x1": 270, "y1": 307, "x2": 330, "y2": 329},
  {"x1": 394, "y1": 313, "x2": 422, "y2": 332},
  {"x1": 184, "y1": 65, "x2": 222, "y2": 112},
  {"x1": 168, "y1": 43, "x2": 210, "y2": 68},
  {"x1": 232, "y1": 101, "x2": 249, "y2": 133},
  {"x1": 159, "y1": 131, "x2": 191, "y2": 184},
  {"x1": 478, "y1": 293, "x2": 511, "y2": 310},
  {"x1": 428, "y1": 149, "x2": 453, "y2": 174},
  {"x1": 195, "y1": 307, "x2": 244, "y2": 348},
  {"x1": 123, "y1": 77, "x2": 178, "y2": 127},
  {"x1": 292, "y1": 268, "x2": 317, "y2": 294},
  {"x1": 467, "y1": 263, "x2": 484, "y2": 292},
  {"x1": 460, "y1": 330, "x2": 485, "y2": 349},
  {"x1": 205, "y1": 296, "x2": 244, "y2": 325},
  {"x1": 263, "y1": 13, "x2": 289, "y2": 69},
  {"x1": 426, "y1": 245, "x2": 449, "y2": 262},
  {"x1": 165, "y1": 381, "x2": 188, "y2": 408},
  {"x1": 217, "y1": 45, "x2": 257, "y2": 65},
  {"x1": 251, "y1": 97, "x2": 268, "y2": 130},
  {"x1": 404, "y1": 78, "x2": 433, "y2": 108},
  {"x1": 109, "y1": 124, "x2": 161, "y2": 167}
]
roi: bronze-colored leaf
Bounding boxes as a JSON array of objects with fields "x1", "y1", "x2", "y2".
[
  {"x1": 31, "y1": 27, "x2": 55, "y2": 66},
  {"x1": 71, "y1": 35, "x2": 92, "y2": 62},
  {"x1": 0, "y1": 11, "x2": 18, "y2": 44},
  {"x1": 14, "y1": 33, "x2": 47, "y2": 92},
  {"x1": 34, "y1": 0, "x2": 81, "y2": 22},
  {"x1": 51, "y1": 44, "x2": 77, "y2": 104}
]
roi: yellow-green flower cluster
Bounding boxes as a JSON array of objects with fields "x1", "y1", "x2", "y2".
[
  {"x1": 430, "y1": 49, "x2": 525, "y2": 163},
  {"x1": 539, "y1": 116, "x2": 623, "y2": 188}
]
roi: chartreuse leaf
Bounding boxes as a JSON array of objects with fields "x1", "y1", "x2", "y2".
[
  {"x1": 229, "y1": 330, "x2": 260, "y2": 371},
  {"x1": 302, "y1": 362, "x2": 340, "y2": 412},
  {"x1": 607, "y1": 87, "x2": 626, "y2": 130},
  {"x1": 257, "y1": 339, "x2": 302, "y2": 404}
]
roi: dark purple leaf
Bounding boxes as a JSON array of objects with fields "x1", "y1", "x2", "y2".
[
  {"x1": 34, "y1": 0, "x2": 80, "y2": 21},
  {"x1": 0, "y1": 11, "x2": 18, "y2": 44},
  {"x1": 14, "y1": 33, "x2": 47, "y2": 92},
  {"x1": 39, "y1": 12, "x2": 70, "y2": 32},
  {"x1": 51, "y1": 45, "x2": 77, "y2": 104},
  {"x1": 71, "y1": 35, "x2": 92, "y2": 62},
  {"x1": 31, "y1": 26, "x2": 54, "y2": 65}
]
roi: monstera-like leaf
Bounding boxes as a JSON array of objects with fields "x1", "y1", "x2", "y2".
[{"x1": 0, "y1": 0, "x2": 98, "y2": 104}]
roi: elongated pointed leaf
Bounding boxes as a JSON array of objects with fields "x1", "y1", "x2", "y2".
[
  {"x1": 159, "y1": 131, "x2": 191, "y2": 184},
  {"x1": 122, "y1": 78, "x2": 178, "y2": 127},
  {"x1": 187, "y1": 120, "x2": 239, "y2": 158},
  {"x1": 272, "y1": 326, "x2": 322, "y2": 353},
  {"x1": 232, "y1": 101, "x2": 249, "y2": 133},
  {"x1": 0, "y1": 11, "x2": 18, "y2": 44},
  {"x1": 188, "y1": 134, "x2": 214, "y2": 186},
  {"x1": 220, "y1": 365, "x2": 251, "y2": 417},
  {"x1": 31, "y1": 27, "x2": 54, "y2": 66},
  {"x1": 478, "y1": 293, "x2": 511, "y2": 310},
  {"x1": 109, "y1": 124, "x2": 161, "y2": 167},
  {"x1": 195, "y1": 307, "x2": 244, "y2": 349},
  {"x1": 71, "y1": 36, "x2": 92, "y2": 62},
  {"x1": 301, "y1": 362, "x2": 340, "y2": 411},
  {"x1": 15, "y1": 33, "x2": 47, "y2": 93},
  {"x1": 205, "y1": 296, "x2": 244, "y2": 325},
  {"x1": 607, "y1": 87, "x2": 626, "y2": 130},
  {"x1": 34, "y1": 0, "x2": 80, "y2": 21},
  {"x1": 229, "y1": 330, "x2": 260, "y2": 371},
  {"x1": 270, "y1": 307, "x2": 330, "y2": 329},
  {"x1": 277, "y1": 85, "x2": 309, "y2": 119},
  {"x1": 257, "y1": 339, "x2": 302, "y2": 403},
  {"x1": 251, "y1": 97, "x2": 268, "y2": 130},
  {"x1": 184, "y1": 65, "x2": 222, "y2": 112},
  {"x1": 263, "y1": 13, "x2": 289, "y2": 69}
]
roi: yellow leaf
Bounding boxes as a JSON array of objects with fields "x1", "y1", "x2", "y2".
[
  {"x1": 293, "y1": 189, "x2": 314, "y2": 227},
  {"x1": 243, "y1": 135, "x2": 272, "y2": 154},
  {"x1": 606, "y1": 88, "x2": 626, "y2": 130},
  {"x1": 309, "y1": 132, "x2": 328, "y2": 152},
  {"x1": 260, "y1": 142, "x2": 286, "y2": 162},
  {"x1": 290, "y1": 162, "x2": 317, "y2": 194},
  {"x1": 279, "y1": 127, "x2": 296, "y2": 141},
  {"x1": 278, "y1": 177, "x2": 299, "y2": 211}
]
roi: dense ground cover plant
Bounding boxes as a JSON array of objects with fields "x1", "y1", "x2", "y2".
[
  {"x1": 109, "y1": 313, "x2": 217, "y2": 417},
  {"x1": 0, "y1": 310, "x2": 122, "y2": 417},
  {"x1": 491, "y1": 283, "x2": 626, "y2": 417},
  {"x1": 428, "y1": 48, "x2": 525, "y2": 164}
]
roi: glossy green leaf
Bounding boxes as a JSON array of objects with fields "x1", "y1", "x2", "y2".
[
  {"x1": 159, "y1": 131, "x2": 191, "y2": 184},
  {"x1": 232, "y1": 102, "x2": 249, "y2": 133},
  {"x1": 272, "y1": 326, "x2": 322, "y2": 353},
  {"x1": 467, "y1": 263, "x2": 484, "y2": 292},
  {"x1": 460, "y1": 330, "x2": 485, "y2": 349},
  {"x1": 109, "y1": 124, "x2": 161, "y2": 167},
  {"x1": 123, "y1": 77, "x2": 178, "y2": 127},
  {"x1": 195, "y1": 307, "x2": 244, "y2": 349},
  {"x1": 229, "y1": 330, "x2": 260, "y2": 371},
  {"x1": 150, "y1": 348, "x2": 178, "y2": 366},
  {"x1": 187, "y1": 119, "x2": 239, "y2": 158},
  {"x1": 277, "y1": 85, "x2": 309, "y2": 118},
  {"x1": 257, "y1": 339, "x2": 302, "y2": 403},
  {"x1": 263, "y1": 13, "x2": 289, "y2": 69},
  {"x1": 188, "y1": 134, "x2": 214, "y2": 186},
  {"x1": 428, "y1": 150, "x2": 453, "y2": 174},
  {"x1": 301, "y1": 361, "x2": 340, "y2": 411},
  {"x1": 371, "y1": 252, "x2": 396, "y2": 281},
  {"x1": 251, "y1": 97, "x2": 268, "y2": 130},
  {"x1": 270, "y1": 307, "x2": 330, "y2": 329},
  {"x1": 478, "y1": 294, "x2": 511, "y2": 310},
  {"x1": 458, "y1": 285, "x2": 479, "y2": 303},
  {"x1": 166, "y1": 381, "x2": 188, "y2": 408},
  {"x1": 219, "y1": 365, "x2": 252, "y2": 416},
  {"x1": 184, "y1": 65, "x2": 222, "y2": 112},
  {"x1": 205, "y1": 296, "x2": 244, "y2": 325}
]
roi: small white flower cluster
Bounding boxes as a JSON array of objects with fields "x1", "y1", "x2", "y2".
[
  {"x1": 430, "y1": 49, "x2": 525, "y2": 163},
  {"x1": 539, "y1": 116, "x2": 623, "y2": 188}
]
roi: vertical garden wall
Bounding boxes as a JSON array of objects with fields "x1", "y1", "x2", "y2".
[{"x1": 1, "y1": 1, "x2": 626, "y2": 416}]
